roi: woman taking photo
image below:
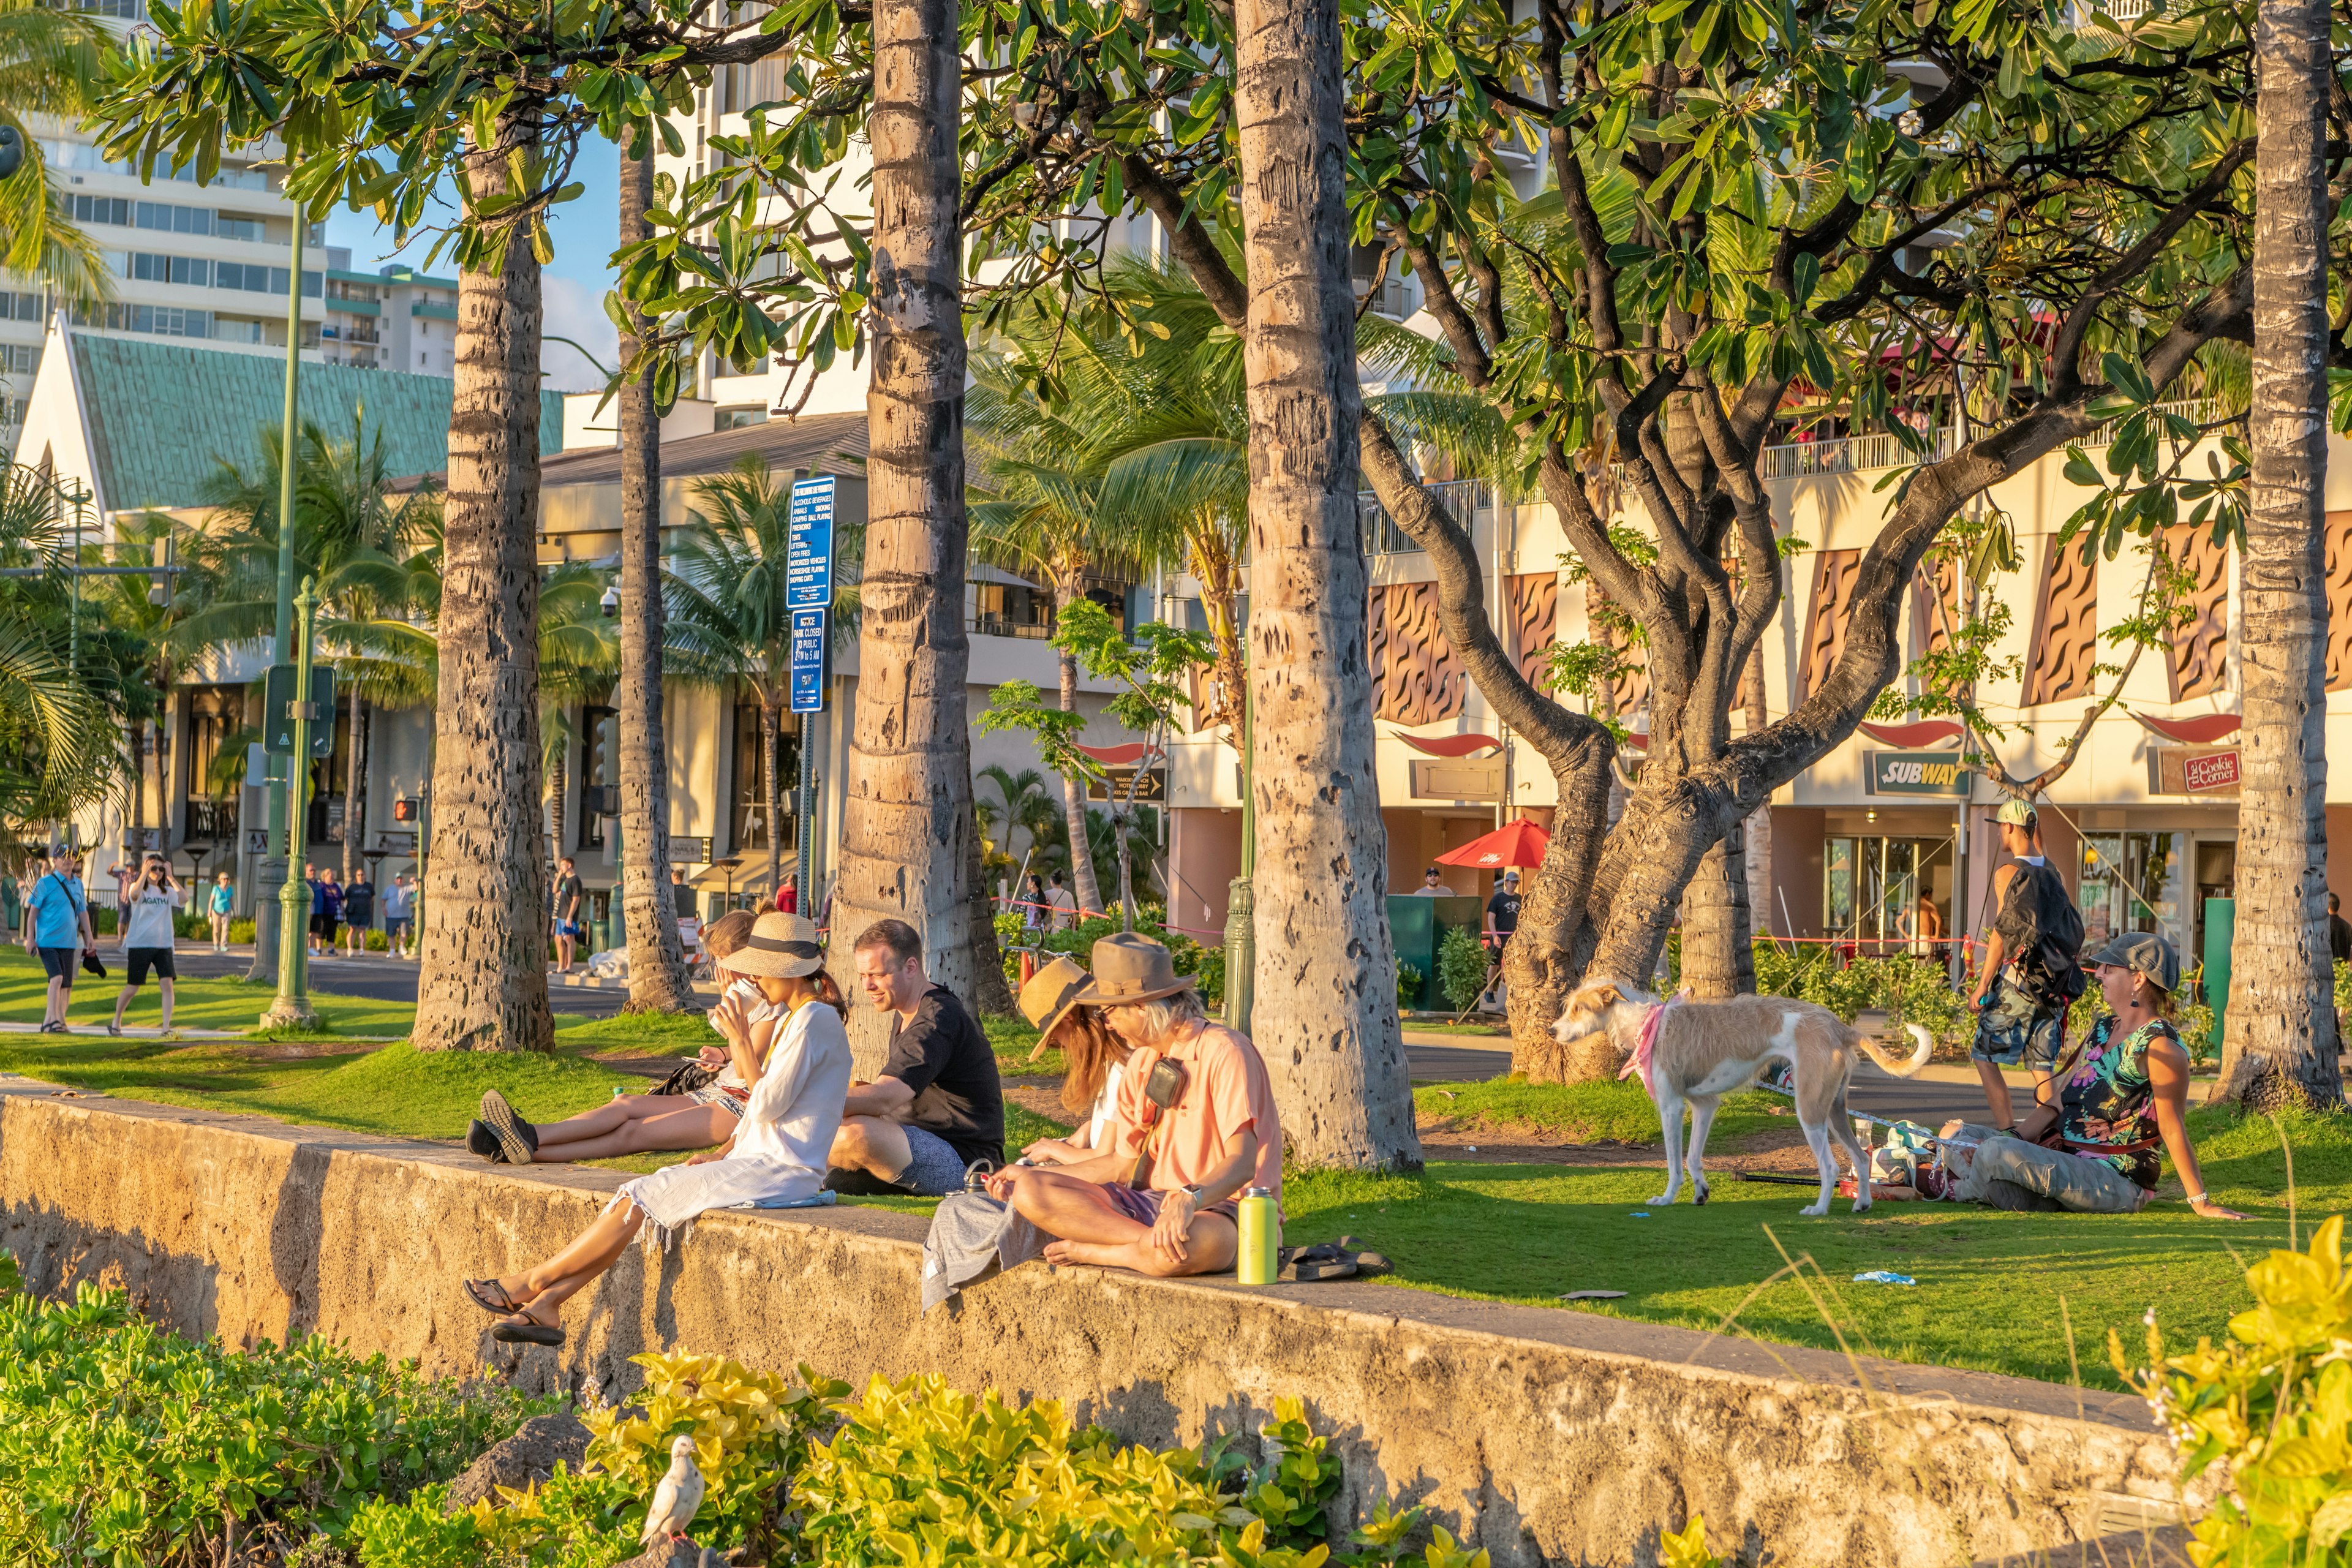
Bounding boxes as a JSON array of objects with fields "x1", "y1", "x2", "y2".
[
  {"x1": 461, "y1": 912, "x2": 853, "y2": 1345},
  {"x1": 1012, "y1": 956, "x2": 1131, "y2": 1163}
]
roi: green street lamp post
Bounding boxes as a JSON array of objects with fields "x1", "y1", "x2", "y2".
[
  {"x1": 262, "y1": 578, "x2": 321, "y2": 1029},
  {"x1": 249, "y1": 206, "x2": 307, "y2": 982}
]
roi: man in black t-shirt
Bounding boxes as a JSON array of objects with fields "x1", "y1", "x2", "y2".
[
  {"x1": 2329, "y1": 892, "x2": 2352, "y2": 968},
  {"x1": 1483, "y1": 870, "x2": 1521, "y2": 954},
  {"x1": 824, "y1": 917, "x2": 1006, "y2": 1196}
]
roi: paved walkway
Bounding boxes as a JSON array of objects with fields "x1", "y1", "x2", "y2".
[{"x1": 0, "y1": 1019, "x2": 242, "y2": 1039}]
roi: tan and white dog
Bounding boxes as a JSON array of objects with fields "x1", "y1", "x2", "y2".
[{"x1": 1555, "y1": 981, "x2": 1936, "y2": 1215}]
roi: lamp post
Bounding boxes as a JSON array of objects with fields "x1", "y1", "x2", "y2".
[
  {"x1": 251, "y1": 206, "x2": 308, "y2": 982},
  {"x1": 262, "y1": 578, "x2": 320, "y2": 1029},
  {"x1": 1222, "y1": 623, "x2": 1255, "y2": 1034}
]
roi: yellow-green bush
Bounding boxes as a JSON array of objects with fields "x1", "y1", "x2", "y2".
[{"x1": 2119, "y1": 1213, "x2": 2352, "y2": 1564}]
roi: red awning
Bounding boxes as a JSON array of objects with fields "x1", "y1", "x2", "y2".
[
  {"x1": 1434, "y1": 818, "x2": 1551, "y2": 870},
  {"x1": 1857, "y1": 720, "x2": 1965, "y2": 748},
  {"x1": 1393, "y1": 731, "x2": 1502, "y2": 758},
  {"x1": 1072, "y1": 741, "x2": 1160, "y2": 765},
  {"x1": 2134, "y1": 714, "x2": 2241, "y2": 745}
]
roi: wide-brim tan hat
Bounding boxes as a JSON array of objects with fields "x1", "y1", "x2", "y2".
[
  {"x1": 1018, "y1": 955, "x2": 1091, "y2": 1058},
  {"x1": 1074, "y1": 932, "x2": 1194, "y2": 1006},
  {"x1": 727, "y1": 911, "x2": 824, "y2": 978}
]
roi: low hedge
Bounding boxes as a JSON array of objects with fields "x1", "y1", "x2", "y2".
[{"x1": 0, "y1": 1255, "x2": 545, "y2": 1567}]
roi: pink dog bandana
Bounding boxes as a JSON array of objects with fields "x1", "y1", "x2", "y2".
[{"x1": 1618, "y1": 994, "x2": 1682, "y2": 1096}]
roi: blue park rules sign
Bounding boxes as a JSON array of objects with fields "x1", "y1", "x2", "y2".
[
  {"x1": 1864, "y1": 750, "x2": 1972, "y2": 797},
  {"x1": 786, "y1": 477, "x2": 836, "y2": 715}
]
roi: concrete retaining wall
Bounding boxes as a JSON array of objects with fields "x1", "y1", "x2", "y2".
[{"x1": 0, "y1": 1077, "x2": 2195, "y2": 1566}]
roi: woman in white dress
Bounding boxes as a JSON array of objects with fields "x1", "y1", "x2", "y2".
[{"x1": 462, "y1": 912, "x2": 851, "y2": 1346}]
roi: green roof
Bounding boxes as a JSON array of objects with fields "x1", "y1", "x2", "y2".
[{"x1": 70, "y1": 332, "x2": 565, "y2": 512}]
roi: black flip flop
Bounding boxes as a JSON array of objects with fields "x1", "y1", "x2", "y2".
[
  {"x1": 489, "y1": 1311, "x2": 564, "y2": 1346},
  {"x1": 1335, "y1": 1236, "x2": 1393, "y2": 1276},
  {"x1": 464, "y1": 1277, "x2": 529, "y2": 1316},
  {"x1": 478, "y1": 1091, "x2": 538, "y2": 1166}
]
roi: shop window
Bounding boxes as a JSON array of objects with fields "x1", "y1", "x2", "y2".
[
  {"x1": 2078, "y1": 832, "x2": 2182, "y2": 952},
  {"x1": 1823, "y1": 835, "x2": 1956, "y2": 956}
]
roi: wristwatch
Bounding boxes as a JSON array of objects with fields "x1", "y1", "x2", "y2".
[{"x1": 1178, "y1": 1184, "x2": 1204, "y2": 1207}]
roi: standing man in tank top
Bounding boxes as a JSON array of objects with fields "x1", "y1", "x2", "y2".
[{"x1": 1968, "y1": 798, "x2": 2087, "y2": 1131}]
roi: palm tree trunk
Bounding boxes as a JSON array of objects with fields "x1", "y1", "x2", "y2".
[
  {"x1": 1741, "y1": 644, "x2": 1773, "y2": 938},
  {"x1": 617, "y1": 137, "x2": 693, "y2": 1012},
  {"x1": 546, "y1": 740, "x2": 567, "y2": 861},
  {"x1": 761, "y1": 697, "x2": 783, "y2": 899},
  {"x1": 1233, "y1": 0, "x2": 1419, "y2": 1170},
  {"x1": 126, "y1": 718, "x2": 144, "y2": 865},
  {"x1": 827, "y1": 0, "x2": 1006, "y2": 1058},
  {"x1": 412, "y1": 125, "x2": 554, "y2": 1055},
  {"x1": 2215, "y1": 0, "x2": 2342, "y2": 1109},
  {"x1": 1055, "y1": 583, "x2": 1105, "y2": 919}
]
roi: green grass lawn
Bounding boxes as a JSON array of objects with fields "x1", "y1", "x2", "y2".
[
  {"x1": 0, "y1": 947, "x2": 421, "y2": 1038},
  {"x1": 1284, "y1": 1102, "x2": 2339, "y2": 1390},
  {"x1": 0, "y1": 939, "x2": 2319, "y2": 1388},
  {"x1": 1415, "y1": 1076, "x2": 1787, "y2": 1144}
]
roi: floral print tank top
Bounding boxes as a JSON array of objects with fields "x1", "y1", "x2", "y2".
[{"x1": 2056, "y1": 1015, "x2": 2172, "y2": 1189}]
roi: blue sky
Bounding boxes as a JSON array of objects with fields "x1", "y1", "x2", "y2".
[{"x1": 320, "y1": 134, "x2": 623, "y2": 394}]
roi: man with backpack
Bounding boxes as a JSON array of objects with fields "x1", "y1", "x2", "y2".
[{"x1": 1969, "y1": 798, "x2": 2086, "y2": 1131}]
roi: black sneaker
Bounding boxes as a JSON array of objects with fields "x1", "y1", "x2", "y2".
[
  {"x1": 478, "y1": 1090, "x2": 538, "y2": 1166},
  {"x1": 466, "y1": 1119, "x2": 503, "y2": 1164}
]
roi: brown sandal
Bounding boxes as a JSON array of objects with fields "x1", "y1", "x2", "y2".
[
  {"x1": 490, "y1": 1308, "x2": 565, "y2": 1346},
  {"x1": 464, "y1": 1277, "x2": 530, "y2": 1316}
]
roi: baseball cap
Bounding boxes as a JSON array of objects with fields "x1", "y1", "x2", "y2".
[
  {"x1": 1425, "y1": 865, "x2": 1442, "y2": 875},
  {"x1": 2086, "y1": 930, "x2": 2180, "y2": 995},
  {"x1": 1502, "y1": 869, "x2": 1520, "y2": 881},
  {"x1": 1996, "y1": 799, "x2": 2035, "y2": 826}
]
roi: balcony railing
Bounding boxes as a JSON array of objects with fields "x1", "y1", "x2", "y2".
[
  {"x1": 183, "y1": 797, "x2": 238, "y2": 844},
  {"x1": 1757, "y1": 397, "x2": 2230, "y2": 481},
  {"x1": 973, "y1": 614, "x2": 1054, "y2": 640},
  {"x1": 1359, "y1": 478, "x2": 1487, "y2": 557}
]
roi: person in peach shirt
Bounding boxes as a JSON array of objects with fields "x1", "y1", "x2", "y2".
[{"x1": 987, "y1": 933, "x2": 1280, "y2": 1278}]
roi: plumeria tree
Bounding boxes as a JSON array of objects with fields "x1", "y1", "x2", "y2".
[{"x1": 977, "y1": 600, "x2": 1209, "y2": 930}]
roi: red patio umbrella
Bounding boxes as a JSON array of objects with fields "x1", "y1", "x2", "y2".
[{"x1": 1434, "y1": 818, "x2": 1551, "y2": 870}]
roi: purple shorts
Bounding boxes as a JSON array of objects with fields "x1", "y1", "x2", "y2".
[{"x1": 1101, "y1": 1186, "x2": 1239, "y2": 1226}]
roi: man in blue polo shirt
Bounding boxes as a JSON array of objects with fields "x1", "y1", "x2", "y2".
[{"x1": 23, "y1": 847, "x2": 94, "y2": 1033}]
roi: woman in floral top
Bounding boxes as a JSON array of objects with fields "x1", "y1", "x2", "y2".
[{"x1": 1953, "y1": 931, "x2": 2242, "y2": 1218}]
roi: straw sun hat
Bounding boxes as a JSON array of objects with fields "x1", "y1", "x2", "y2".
[
  {"x1": 725, "y1": 911, "x2": 824, "y2": 978},
  {"x1": 1018, "y1": 956, "x2": 1091, "y2": 1063}
]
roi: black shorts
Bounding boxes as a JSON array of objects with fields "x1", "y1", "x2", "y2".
[
  {"x1": 126, "y1": 947, "x2": 175, "y2": 986},
  {"x1": 311, "y1": 914, "x2": 339, "y2": 942},
  {"x1": 38, "y1": 946, "x2": 76, "y2": 985}
]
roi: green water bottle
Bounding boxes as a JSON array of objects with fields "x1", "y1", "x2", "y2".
[{"x1": 1235, "y1": 1186, "x2": 1280, "y2": 1284}]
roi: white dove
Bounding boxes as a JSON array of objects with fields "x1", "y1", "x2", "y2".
[{"x1": 640, "y1": 1434, "x2": 707, "y2": 1551}]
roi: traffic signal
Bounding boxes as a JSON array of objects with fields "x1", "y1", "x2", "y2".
[{"x1": 392, "y1": 797, "x2": 422, "y2": 823}]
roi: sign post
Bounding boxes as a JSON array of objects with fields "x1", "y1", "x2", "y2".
[{"x1": 786, "y1": 477, "x2": 835, "y2": 902}]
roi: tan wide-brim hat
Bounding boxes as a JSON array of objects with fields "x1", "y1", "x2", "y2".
[
  {"x1": 1073, "y1": 932, "x2": 1194, "y2": 1006},
  {"x1": 1018, "y1": 955, "x2": 1091, "y2": 1059},
  {"x1": 726, "y1": 911, "x2": 824, "y2": 978}
]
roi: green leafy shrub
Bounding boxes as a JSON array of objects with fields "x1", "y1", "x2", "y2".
[
  {"x1": 1752, "y1": 944, "x2": 1970, "y2": 1046},
  {"x1": 998, "y1": 913, "x2": 1210, "y2": 993},
  {"x1": 2119, "y1": 1213, "x2": 2352, "y2": 1564},
  {"x1": 1397, "y1": 962, "x2": 1424, "y2": 1012},
  {"x1": 2336, "y1": 959, "x2": 2352, "y2": 1024},
  {"x1": 0, "y1": 1271, "x2": 545, "y2": 1567},
  {"x1": 800, "y1": 1379, "x2": 1460, "y2": 1568},
  {"x1": 355, "y1": 1350, "x2": 842, "y2": 1567},
  {"x1": 1437, "y1": 926, "x2": 1491, "y2": 1015},
  {"x1": 89, "y1": 907, "x2": 116, "y2": 935},
  {"x1": 174, "y1": 911, "x2": 211, "y2": 939},
  {"x1": 231, "y1": 917, "x2": 256, "y2": 944}
]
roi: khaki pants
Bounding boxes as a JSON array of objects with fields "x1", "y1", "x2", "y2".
[{"x1": 1951, "y1": 1125, "x2": 2151, "y2": 1213}]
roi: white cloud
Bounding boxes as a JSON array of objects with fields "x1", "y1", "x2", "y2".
[{"x1": 540, "y1": 274, "x2": 619, "y2": 394}]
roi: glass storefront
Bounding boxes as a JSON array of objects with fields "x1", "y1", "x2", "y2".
[
  {"x1": 1825, "y1": 835, "x2": 1956, "y2": 956},
  {"x1": 2078, "y1": 831, "x2": 2185, "y2": 954}
]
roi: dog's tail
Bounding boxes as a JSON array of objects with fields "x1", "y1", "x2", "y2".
[{"x1": 1855, "y1": 1021, "x2": 1936, "y2": 1078}]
